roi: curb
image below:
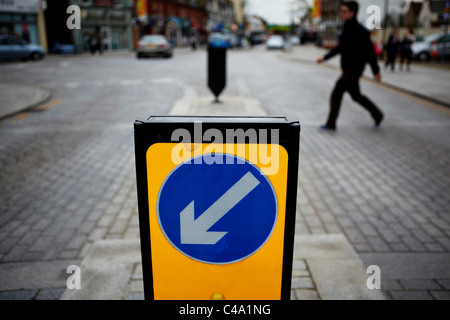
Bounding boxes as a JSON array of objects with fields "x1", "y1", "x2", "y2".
[
  {"x1": 278, "y1": 53, "x2": 450, "y2": 109},
  {"x1": 369, "y1": 80, "x2": 450, "y2": 109},
  {"x1": 295, "y1": 234, "x2": 385, "y2": 300},
  {"x1": 0, "y1": 83, "x2": 52, "y2": 120}
]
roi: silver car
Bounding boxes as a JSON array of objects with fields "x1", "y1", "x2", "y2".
[
  {"x1": 136, "y1": 35, "x2": 173, "y2": 59},
  {"x1": 412, "y1": 32, "x2": 450, "y2": 61},
  {"x1": 266, "y1": 35, "x2": 285, "y2": 50},
  {"x1": 0, "y1": 35, "x2": 45, "y2": 61}
]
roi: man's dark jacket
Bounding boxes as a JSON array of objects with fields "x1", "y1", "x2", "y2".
[{"x1": 324, "y1": 17, "x2": 380, "y2": 76}]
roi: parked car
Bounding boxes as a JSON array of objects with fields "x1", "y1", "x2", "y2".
[
  {"x1": 50, "y1": 42, "x2": 76, "y2": 55},
  {"x1": 249, "y1": 32, "x2": 265, "y2": 45},
  {"x1": 266, "y1": 35, "x2": 284, "y2": 50},
  {"x1": 223, "y1": 32, "x2": 237, "y2": 48},
  {"x1": 0, "y1": 35, "x2": 45, "y2": 61},
  {"x1": 412, "y1": 32, "x2": 450, "y2": 61},
  {"x1": 136, "y1": 35, "x2": 173, "y2": 58}
]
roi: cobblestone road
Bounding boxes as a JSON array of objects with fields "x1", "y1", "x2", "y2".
[{"x1": 0, "y1": 46, "x2": 449, "y2": 299}]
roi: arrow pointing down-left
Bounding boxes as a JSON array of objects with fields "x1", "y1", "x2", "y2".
[{"x1": 180, "y1": 171, "x2": 260, "y2": 245}]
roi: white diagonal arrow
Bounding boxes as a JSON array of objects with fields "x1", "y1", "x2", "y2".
[{"x1": 180, "y1": 171, "x2": 260, "y2": 245}]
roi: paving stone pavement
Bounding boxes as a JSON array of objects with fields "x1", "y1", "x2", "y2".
[{"x1": 0, "y1": 46, "x2": 449, "y2": 300}]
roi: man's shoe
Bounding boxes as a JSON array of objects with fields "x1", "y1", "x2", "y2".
[
  {"x1": 374, "y1": 114, "x2": 384, "y2": 128},
  {"x1": 318, "y1": 125, "x2": 336, "y2": 131}
]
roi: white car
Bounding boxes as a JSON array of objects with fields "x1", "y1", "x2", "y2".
[
  {"x1": 266, "y1": 35, "x2": 285, "y2": 50},
  {"x1": 136, "y1": 35, "x2": 173, "y2": 59},
  {"x1": 412, "y1": 32, "x2": 450, "y2": 61}
]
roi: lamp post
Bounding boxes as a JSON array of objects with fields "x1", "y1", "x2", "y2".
[{"x1": 382, "y1": 0, "x2": 389, "y2": 47}]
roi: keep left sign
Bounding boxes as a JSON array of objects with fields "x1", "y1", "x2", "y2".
[
  {"x1": 157, "y1": 153, "x2": 278, "y2": 265},
  {"x1": 134, "y1": 116, "x2": 300, "y2": 300}
]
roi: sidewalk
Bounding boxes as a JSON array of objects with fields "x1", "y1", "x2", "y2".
[
  {"x1": 0, "y1": 83, "x2": 51, "y2": 120},
  {"x1": 279, "y1": 44, "x2": 450, "y2": 108}
]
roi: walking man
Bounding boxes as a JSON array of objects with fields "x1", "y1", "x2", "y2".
[{"x1": 316, "y1": 1, "x2": 384, "y2": 131}]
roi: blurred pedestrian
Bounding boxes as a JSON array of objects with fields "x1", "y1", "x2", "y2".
[
  {"x1": 316, "y1": 1, "x2": 383, "y2": 131},
  {"x1": 21, "y1": 24, "x2": 30, "y2": 43},
  {"x1": 89, "y1": 33, "x2": 97, "y2": 54},
  {"x1": 400, "y1": 28, "x2": 414, "y2": 71},
  {"x1": 190, "y1": 33, "x2": 197, "y2": 50},
  {"x1": 90, "y1": 27, "x2": 103, "y2": 55},
  {"x1": 385, "y1": 29, "x2": 399, "y2": 71},
  {"x1": 373, "y1": 40, "x2": 383, "y2": 57}
]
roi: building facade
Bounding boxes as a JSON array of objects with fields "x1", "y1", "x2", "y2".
[
  {"x1": 136, "y1": 0, "x2": 243, "y2": 46},
  {"x1": 206, "y1": 0, "x2": 234, "y2": 32},
  {"x1": 136, "y1": 0, "x2": 208, "y2": 46},
  {"x1": 0, "y1": 0, "x2": 48, "y2": 50},
  {"x1": 41, "y1": 0, "x2": 244, "y2": 53},
  {"x1": 74, "y1": 0, "x2": 133, "y2": 53},
  {"x1": 45, "y1": 0, "x2": 134, "y2": 53}
]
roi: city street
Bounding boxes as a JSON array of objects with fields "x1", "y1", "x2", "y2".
[{"x1": 0, "y1": 44, "x2": 449, "y2": 300}]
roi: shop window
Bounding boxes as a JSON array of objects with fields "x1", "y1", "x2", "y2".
[
  {"x1": 0, "y1": 13, "x2": 12, "y2": 23},
  {"x1": 80, "y1": 0, "x2": 93, "y2": 5},
  {"x1": 13, "y1": 14, "x2": 36, "y2": 23}
]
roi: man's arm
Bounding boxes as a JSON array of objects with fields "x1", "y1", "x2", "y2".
[{"x1": 316, "y1": 42, "x2": 341, "y2": 64}]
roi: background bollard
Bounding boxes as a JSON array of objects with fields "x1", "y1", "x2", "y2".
[{"x1": 207, "y1": 45, "x2": 227, "y2": 103}]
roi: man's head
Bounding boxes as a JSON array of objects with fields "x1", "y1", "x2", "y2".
[{"x1": 340, "y1": 1, "x2": 358, "y2": 21}]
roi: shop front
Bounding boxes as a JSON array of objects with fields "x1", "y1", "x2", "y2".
[
  {"x1": 0, "y1": 0, "x2": 43, "y2": 46},
  {"x1": 76, "y1": 5, "x2": 133, "y2": 53}
]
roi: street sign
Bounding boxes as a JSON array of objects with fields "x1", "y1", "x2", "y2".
[
  {"x1": 134, "y1": 116, "x2": 300, "y2": 300},
  {"x1": 157, "y1": 153, "x2": 278, "y2": 264}
]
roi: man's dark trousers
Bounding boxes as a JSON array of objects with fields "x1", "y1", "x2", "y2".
[{"x1": 325, "y1": 70, "x2": 383, "y2": 130}]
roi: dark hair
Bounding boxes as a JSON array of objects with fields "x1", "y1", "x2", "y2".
[{"x1": 342, "y1": 1, "x2": 359, "y2": 14}]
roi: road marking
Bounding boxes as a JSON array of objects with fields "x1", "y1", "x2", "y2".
[
  {"x1": 36, "y1": 99, "x2": 61, "y2": 111},
  {"x1": 10, "y1": 113, "x2": 29, "y2": 123}
]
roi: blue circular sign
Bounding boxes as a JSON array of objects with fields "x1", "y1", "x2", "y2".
[{"x1": 157, "y1": 153, "x2": 278, "y2": 265}]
